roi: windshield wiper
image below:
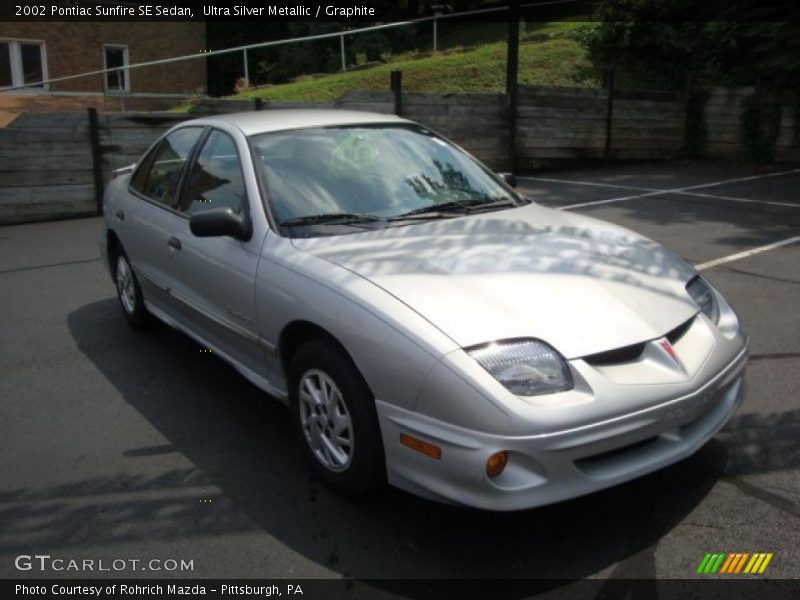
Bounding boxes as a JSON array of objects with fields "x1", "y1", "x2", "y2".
[
  {"x1": 279, "y1": 213, "x2": 383, "y2": 227},
  {"x1": 279, "y1": 198, "x2": 524, "y2": 229},
  {"x1": 391, "y1": 197, "x2": 518, "y2": 219},
  {"x1": 464, "y1": 198, "x2": 521, "y2": 212}
]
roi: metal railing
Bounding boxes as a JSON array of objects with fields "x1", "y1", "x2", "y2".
[{"x1": 0, "y1": 0, "x2": 580, "y2": 94}]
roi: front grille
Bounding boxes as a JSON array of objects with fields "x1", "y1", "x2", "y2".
[
  {"x1": 583, "y1": 316, "x2": 696, "y2": 367},
  {"x1": 666, "y1": 316, "x2": 694, "y2": 344},
  {"x1": 584, "y1": 342, "x2": 646, "y2": 366}
]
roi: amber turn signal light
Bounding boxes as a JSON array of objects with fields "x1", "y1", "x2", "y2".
[
  {"x1": 400, "y1": 433, "x2": 442, "y2": 460},
  {"x1": 486, "y1": 451, "x2": 508, "y2": 478}
]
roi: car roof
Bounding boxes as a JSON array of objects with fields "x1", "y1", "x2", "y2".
[{"x1": 182, "y1": 109, "x2": 412, "y2": 136}]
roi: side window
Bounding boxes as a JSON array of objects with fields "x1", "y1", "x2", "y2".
[
  {"x1": 181, "y1": 130, "x2": 247, "y2": 216},
  {"x1": 130, "y1": 127, "x2": 203, "y2": 209}
]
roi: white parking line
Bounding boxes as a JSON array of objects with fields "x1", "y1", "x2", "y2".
[
  {"x1": 689, "y1": 168, "x2": 800, "y2": 190},
  {"x1": 675, "y1": 191, "x2": 800, "y2": 209},
  {"x1": 521, "y1": 176, "x2": 655, "y2": 192},
  {"x1": 551, "y1": 168, "x2": 800, "y2": 210},
  {"x1": 695, "y1": 236, "x2": 800, "y2": 271},
  {"x1": 558, "y1": 189, "x2": 664, "y2": 210}
]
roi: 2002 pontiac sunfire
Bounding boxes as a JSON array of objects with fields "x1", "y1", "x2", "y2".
[{"x1": 101, "y1": 110, "x2": 748, "y2": 510}]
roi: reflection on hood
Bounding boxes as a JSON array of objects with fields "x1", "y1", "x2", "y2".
[{"x1": 293, "y1": 204, "x2": 698, "y2": 358}]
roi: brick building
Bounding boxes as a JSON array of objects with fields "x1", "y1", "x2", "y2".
[{"x1": 0, "y1": 19, "x2": 206, "y2": 114}]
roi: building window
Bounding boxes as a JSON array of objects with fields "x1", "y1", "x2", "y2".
[
  {"x1": 0, "y1": 39, "x2": 47, "y2": 89},
  {"x1": 104, "y1": 45, "x2": 129, "y2": 92}
]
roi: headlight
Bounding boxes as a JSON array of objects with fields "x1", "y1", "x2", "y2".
[
  {"x1": 686, "y1": 276, "x2": 720, "y2": 324},
  {"x1": 467, "y1": 339, "x2": 573, "y2": 396}
]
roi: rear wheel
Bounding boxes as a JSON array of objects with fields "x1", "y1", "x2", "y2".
[
  {"x1": 114, "y1": 249, "x2": 150, "y2": 329},
  {"x1": 289, "y1": 340, "x2": 385, "y2": 496}
]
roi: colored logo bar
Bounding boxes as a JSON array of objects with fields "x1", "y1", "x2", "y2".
[{"x1": 696, "y1": 553, "x2": 773, "y2": 574}]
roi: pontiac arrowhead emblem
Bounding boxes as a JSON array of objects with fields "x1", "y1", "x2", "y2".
[{"x1": 660, "y1": 339, "x2": 680, "y2": 365}]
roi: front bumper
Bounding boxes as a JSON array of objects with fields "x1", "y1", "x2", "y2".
[{"x1": 377, "y1": 344, "x2": 747, "y2": 511}]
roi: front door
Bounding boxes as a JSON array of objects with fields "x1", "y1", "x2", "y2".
[{"x1": 166, "y1": 128, "x2": 269, "y2": 379}]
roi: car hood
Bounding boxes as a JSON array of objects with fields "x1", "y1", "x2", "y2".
[{"x1": 291, "y1": 204, "x2": 699, "y2": 359}]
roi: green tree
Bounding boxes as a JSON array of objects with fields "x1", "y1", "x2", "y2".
[
  {"x1": 572, "y1": 0, "x2": 720, "y2": 90},
  {"x1": 576, "y1": 0, "x2": 800, "y2": 93}
]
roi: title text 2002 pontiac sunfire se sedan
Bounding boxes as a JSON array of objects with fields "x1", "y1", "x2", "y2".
[{"x1": 101, "y1": 110, "x2": 747, "y2": 510}]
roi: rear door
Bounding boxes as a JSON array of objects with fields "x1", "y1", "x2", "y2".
[{"x1": 119, "y1": 126, "x2": 205, "y2": 313}]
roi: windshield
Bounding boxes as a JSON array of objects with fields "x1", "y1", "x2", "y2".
[{"x1": 249, "y1": 124, "x2": 519, "y2": 235}]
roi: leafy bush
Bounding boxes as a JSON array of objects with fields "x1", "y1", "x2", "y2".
[
  {"x1": 683, "y1": 89, "x2": 709, "y2": 158},
  {"x1": 352, "y1": 32, "x2": 391, "y2": 63},
  {"x1": 741, "y1": 95, "x2": 783, "y2": 163}
]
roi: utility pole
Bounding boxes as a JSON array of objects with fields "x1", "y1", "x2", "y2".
[
  {"x1": 431, "y1": 5, "x2": 447, "y2": 53},
  {"x1": 506, "y1": 0, "x2": 520, "y2": 171},
  {"x1": 604, "y1": 68, "x2": 615, "y2": 165}
]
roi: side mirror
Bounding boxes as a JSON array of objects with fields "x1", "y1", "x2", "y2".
[
  {"x1": 497, "y1": 172, "x2": 517, "y2": 188},
  {"x1": 189, "y1": 208, "x2": 252, "y2": 241}
]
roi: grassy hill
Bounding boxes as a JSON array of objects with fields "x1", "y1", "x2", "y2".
[{"x1": 226, "y1": 31, "x2": 597, "y2": 103}]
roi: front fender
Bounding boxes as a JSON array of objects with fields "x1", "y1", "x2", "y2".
[{"x1": 256, "y1": 232, "x2": 459, "y2": 409}]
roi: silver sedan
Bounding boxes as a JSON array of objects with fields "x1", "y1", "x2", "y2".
[{"x1": 100, "y1": 110, "x2": 748, "y2": 510}]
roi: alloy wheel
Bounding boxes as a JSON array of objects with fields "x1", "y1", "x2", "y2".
[
  {"x1": 116, "y1": 255, "x2": 136, "y2": 315},
  {"x1": 298, "y1": 369, "x2": 354, "y2": 472}
]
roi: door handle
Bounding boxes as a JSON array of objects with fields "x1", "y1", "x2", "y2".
[
  {"x1": 115, "y1": 210, "x2": 125, "y2": 221},
  {"x1": 167, "y1": 236, "x2": 182, "y2": 251}
]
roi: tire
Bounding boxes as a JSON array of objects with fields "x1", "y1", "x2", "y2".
[
  {"x1": 289, "y1": 340, "x2": 386, "y2": 497},
  {"x1": 113, "y1": 248, "x2": 150, "y2": 330}
]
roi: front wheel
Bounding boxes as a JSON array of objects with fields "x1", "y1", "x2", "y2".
[{"x1": 289, "y1": 340, "x2": 385, "y2": 497}]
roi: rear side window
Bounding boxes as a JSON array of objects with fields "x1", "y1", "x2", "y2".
[
  {"x1": 130, "y1": 127, "x2": 203, "y2": 209},
  {"x1": 181, "y1": 130, "x2": 247, "y2": 216}
]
